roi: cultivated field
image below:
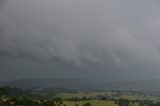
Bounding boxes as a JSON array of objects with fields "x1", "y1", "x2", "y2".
[
  {"x1": 57, "y1": 91, "x2": 159, "y2": 101},
  {"x1": 64, "y1": 100, "x2": 139, "y2": 106}
]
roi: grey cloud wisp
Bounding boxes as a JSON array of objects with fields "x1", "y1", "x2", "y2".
[{"x1": 0, "y1": 0, "x2": 160, "y2": 68}]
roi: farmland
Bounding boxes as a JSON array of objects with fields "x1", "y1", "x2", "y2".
[
  {"x1": 57, "y1": 91, "x2": 159, "y2": 101},
  {"x1": 64, "y1": 100, "x2": 139, "y2": 106},
  {"x1": 1, "y1": 86, "x2": 160, "y2": 106}
]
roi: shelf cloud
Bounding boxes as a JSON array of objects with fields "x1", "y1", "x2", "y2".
[{"x1": 1, "y1": 0, "x2": 160, "y2": 68}]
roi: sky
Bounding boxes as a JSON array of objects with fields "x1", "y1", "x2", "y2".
[{"x1": 0, "y1": 0, "x2": 160, "y2": 81}]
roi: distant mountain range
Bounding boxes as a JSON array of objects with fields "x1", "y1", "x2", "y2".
[
  {"x1": 97, "y1": 80, "x2": 160, "y2": 92},
  {"x1": 1, "y1": 79, "x2": 160, "y2": 92},
  {"x1": 0, "y1": 79, "x2": 95, "y2": 90}
]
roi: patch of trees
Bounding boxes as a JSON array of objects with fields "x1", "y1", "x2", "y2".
[
  {"x1": 115, "y1": 99, "x2": 130, "y2": 106},
  {"x1": 139, "y1": 100, "x2": 160, "y2": 106},
  {"x1": 68, "y1": 96, "x2": 92, "y2": 101},
  {"x1": 0, "y1": 86, "x2": 31, "y2": 97},
  {"x1": 83, "y1": 102, "x2": 92, "y2": 106}
]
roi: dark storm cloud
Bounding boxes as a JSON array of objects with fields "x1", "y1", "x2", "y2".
[
  {"x1": 0, "y1": 0, "x2": 160, "y2": 68},
  {"x1": 0, "y1": 0, "x2": 3, "y2": 5}
]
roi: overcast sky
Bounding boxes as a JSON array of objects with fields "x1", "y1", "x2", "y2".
[{"x1": 0, "y1": 0, "x2": 160, "y2": 81}]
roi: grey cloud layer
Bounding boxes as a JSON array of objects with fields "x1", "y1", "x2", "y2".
[{"x1": 0, "y1": 0, "x2": 160, "y2": 67}]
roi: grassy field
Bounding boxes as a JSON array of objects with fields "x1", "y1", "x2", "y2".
[{"x1": 64, "y1": 100, "x2": 139, "y2": 106}]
